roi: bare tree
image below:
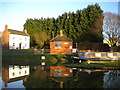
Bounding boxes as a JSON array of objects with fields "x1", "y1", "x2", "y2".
[{"x1": 103, "y1": 12, "x2": 120, "y2": 47}]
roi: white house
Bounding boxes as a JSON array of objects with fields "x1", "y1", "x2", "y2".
[
  {"x1": 2, "y1": 65, "x2": 30, "y2": 87},
  {"x1": 2, "y1": 25, "x2": 30, "y2": 49},
  {"x1": 8, "y1": 65, "x2": 30, "y2": 79}
]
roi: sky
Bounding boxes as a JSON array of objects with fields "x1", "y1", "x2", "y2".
[{"x1": 0, "y1": 0, "x2": 119, "y2": 32}]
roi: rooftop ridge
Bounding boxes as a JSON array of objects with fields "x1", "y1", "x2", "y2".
[{"x1": 8, "y1": 29, "x2": 29, "y2": 36}]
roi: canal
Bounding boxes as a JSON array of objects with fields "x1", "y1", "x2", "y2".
[{"x1": 1, "y1": 62, "x2": 120, "y2": 89}]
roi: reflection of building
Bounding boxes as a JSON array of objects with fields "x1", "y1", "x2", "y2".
[
  {"x1": 0, "y1": 32, "x2": 1, "y2": 49},
  {"x1": 2, "y1": 65, "x2": 29, "y2": 87},
  {"x1": 50, "y1": 66, "x2": 73, "y2": 88},
  {"x1": 2, "y1": 25, "x2": 30, "y2": 49},
  {"x1": 50, "y1": 66, "x2": 73, "y2": 77},
  {"x1": 50, "y1": 30, "x2": 73, "y2": 54}
]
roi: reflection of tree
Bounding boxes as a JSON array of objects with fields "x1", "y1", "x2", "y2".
[
  {"x1": 23, "y1": 68, "x2": 105, "y2": 88},
  {"x1": 23, "y1": 66, "x2": 50, "y2": 88},
  {"x1": 103, "y1": 71, "x2": 120, "y2": 88},
  {"x1": 56, "y1": 70, "x2": 104, "y2": 88},
  {"x1": 63, "y1": 71, "x2": 104, "y2": 88}
]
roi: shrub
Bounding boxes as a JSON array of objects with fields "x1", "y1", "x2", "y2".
[
  {"x1": 78, "y1": 42, "x2": 110, "y2": 52},
  {"x1": 77, "y1": 42, "x2": 93, "y2": 50},
  {"x1": 100, "y1": 44, "x2": 110, "y2": 52},
  {"x1": 110, "y1": 46, "x2": 120, "y2": 52}
]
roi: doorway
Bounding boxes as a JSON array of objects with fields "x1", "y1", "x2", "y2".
[{"x1": 19, "y1": 43, "x2": 22, "y2": 49}]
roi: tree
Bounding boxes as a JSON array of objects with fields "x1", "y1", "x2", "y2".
[
  {"x1": 34, "y1": 32, "x2": 50, "y2": 48},
  {"x1": 24, "y1": 3, "x2": 104, "y2": 47},
  {"x1": 103, "y1": 12, "x2": 120, "y2": 47},
  {"x1": 85, "y1": 4, "x2": 104, "y2": 42}
]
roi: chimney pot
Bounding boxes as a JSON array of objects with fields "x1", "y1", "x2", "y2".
[
  {"x1": 60, "y1": 30, "x2": 63, "y2": 36},
  {"x1": 5, "y1": 25, "x2": 8, "y2": 30}
]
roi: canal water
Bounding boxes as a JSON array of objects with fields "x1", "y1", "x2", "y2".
[{"x1": 1, "y1": 63, "x2": 120, "y2": 89}]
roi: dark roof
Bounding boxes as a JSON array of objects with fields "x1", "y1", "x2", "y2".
[
  {"x1": 8, "y1": 29, "x2": 28, "y2": 36},
  {"x1": 8, "y1": 75, "x2": 28, "y2": 83},
  {"x1": 50, "y1": 35, "x2": 72, "y2": 41}
]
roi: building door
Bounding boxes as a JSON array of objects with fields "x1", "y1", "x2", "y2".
[{"x1": 19, "y1": 43, "x2": 22, "y2": 49}]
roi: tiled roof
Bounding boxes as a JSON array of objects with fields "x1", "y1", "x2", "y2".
[
  {"x1": 8, "y1": 29, "x2": 28, "y2": 36},
  {"x1": 50, "y1": 35, "x2": 72, "y2": 41},
  {"x1": 8, "y1": 75, "x2": 28, "y2": 83}
]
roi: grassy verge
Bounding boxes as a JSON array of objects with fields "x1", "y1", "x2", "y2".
[
  {"x1": 65, "y1": 61, "x2": 120, "y2": 69},
  {"x1": 2, "y1": 49, "x2": 120, "y2": 69},
  {"x1": 2, "y1": 49, "x2": 74, "y2": 66}
]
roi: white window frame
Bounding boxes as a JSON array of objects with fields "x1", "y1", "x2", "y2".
[{"x1": 55, "y1": 42, "x2": 62, "y2": 49}]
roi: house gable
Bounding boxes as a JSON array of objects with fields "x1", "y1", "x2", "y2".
[
  {"x1": 50, "y1": 30, "x2": 73, "y2": 54},
  {"x1": 2, "y1": 25, "x2": 30, "y2": 49}
]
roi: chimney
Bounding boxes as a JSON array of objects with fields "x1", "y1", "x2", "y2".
[
  {"x1": 60, "y1": 30, "x2": 63, "y2": 36},
  {"x1": 24, "y1": 29, "x2": 27, "y2": 34},
  {"x1": 5, "y1": 25, "x2": 8, "y2": 30},
  {"x1": 5, "y1": 82, "x2": 8, "y2": 87}
]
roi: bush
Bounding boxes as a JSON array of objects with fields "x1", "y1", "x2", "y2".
[
  {"x1": 100, "y1": 44, "x2": 110, "y2": 52},
  {"x1": 78, "y1": 42, "x2": 110, "y2": 52},
  {"x1": 110, "y1": 46, "x2": 120, "y2": 52},
  {"x1": 77, "y1": 42, "x2": 93, "y2": 50},
  {"x1": 92, "y1": 44, "x2": 110, "y2": 52}
]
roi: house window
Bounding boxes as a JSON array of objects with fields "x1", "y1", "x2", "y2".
[
  {"x1": 13, "y1": 72, "x2": 15, "y2": 76},
  {"x1": 13, "y1": 43, "x2": 15, "y2": 46},
  {"x1": 19, "y1": 66, "x2": 22, "y2": 69},
  {"x1": 25, "y1": 70, "x2": 27, "y2": 74},
  {"x1": 13, "y1": 66, "x2": 15, "y2": 69},
  {"x1": 19, "y1": 71, "x2": 21, "y2": 75},
  {"x1": 25, "y1": 44, "x2": 27, "y2": 47},
  {"x1": 55, "y1": 42, "x2": 62, "y2": 49},
  {"x1": 25, "y1": 38, "x2": 27, "y2": 41},
  {"x1": 13, "y1": 37, "x2": 14, "y2": 39},
  {"x1": 54, "y1": 70, "x2": 62, "y2": 77}
]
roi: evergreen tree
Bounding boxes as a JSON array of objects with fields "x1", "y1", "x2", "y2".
[{"x1": 24, "y1": 3, "x2": 104, "y2": 47}]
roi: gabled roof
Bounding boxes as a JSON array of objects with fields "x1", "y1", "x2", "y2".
[
  {"x1": 8, "y1": 29, "x2": 29, "y2": 36},
  {"x1": 8, "y1": 75, "x2": 28, "y2": 83},
  {"x1": 50, "y1": 35, "x2": 72, "y2": 42}
]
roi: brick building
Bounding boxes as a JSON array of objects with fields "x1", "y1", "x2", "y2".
[{"x1": 50, "y1": 30, "x2": 73, "y2": 54}]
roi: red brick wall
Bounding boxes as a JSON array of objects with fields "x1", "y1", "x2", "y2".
[
  {"x1": 2, "y1": 29, "x2": 9, "y2": 49},
  {"x1": 50, "y1": 66, "x2": 73, "y2": 77},
  {"x1": 50, "y1": 41, "x2": 72, "y2": 54}
]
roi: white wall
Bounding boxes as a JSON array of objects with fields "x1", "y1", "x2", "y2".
[
  {"x1": 9, "y1": 65, "x2": 29, "y2": 79},
  {"x1": 9, "y1": 34, "x2": 30, "y2": 49}
]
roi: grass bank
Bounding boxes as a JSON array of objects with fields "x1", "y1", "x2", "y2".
[
  {"x1": 65, "y1": 61, "x2": 120, "y2": 70},
  {"x1": 2, "y1": 49, "x2": 74, "y2": 66},
  {"x1": 2, "y1": 49, "x2": 120, "y2": 69}
]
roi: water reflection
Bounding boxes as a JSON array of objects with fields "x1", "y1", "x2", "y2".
[
  {"x1": 50, "y1": 66, "x2": 73, "y2": 77},
  {"x1": 23, "y1": 65, "x2": 50, "y2": 88},
  {"x1": 103, "y1": 71, "x2": 120, "y2": 88},
  {"x1": 50, "y1": 66, "x2": 73, "y2": 88},
  {"x1": 1, "y1": 64, "x2": 120, "y2": 88},
  {"x1": 2, "y1": 65, "x2": 30, "y2": 88},
  {"x1": 72, "y1": 70, "x2": 104, "y2": 88}
]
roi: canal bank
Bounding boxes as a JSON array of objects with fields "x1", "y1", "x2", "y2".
[
  {"x1": 2, "y1": 50, "x2": 120, "y2": 69},
  {"x1": 2, "y1": 56, "x2": 120, "y2": 70},
  {"x1": 65, "y1": 61, "x2": 120, "y2": 70}
]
